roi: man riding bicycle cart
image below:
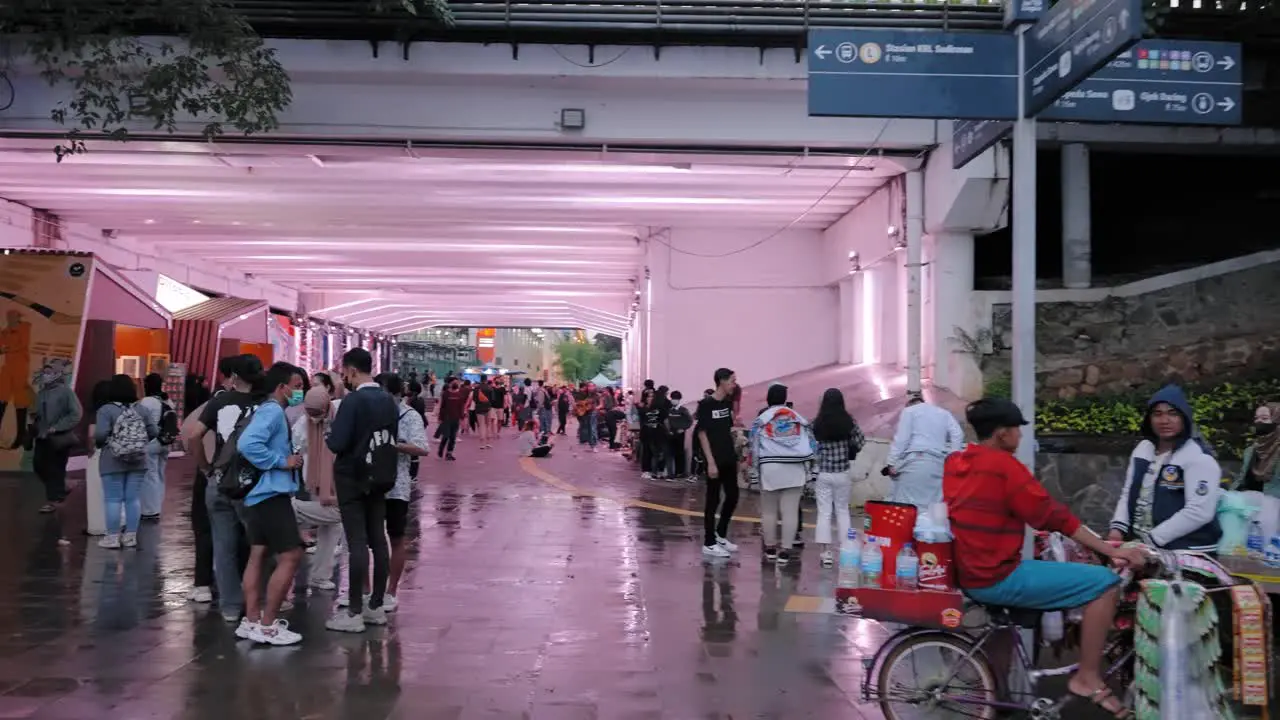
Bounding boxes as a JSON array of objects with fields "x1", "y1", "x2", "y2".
[{"x1": 854, "y1": 396, "x2": 1274, "y2": 720}]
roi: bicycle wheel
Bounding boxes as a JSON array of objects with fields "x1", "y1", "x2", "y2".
[{"x1": 876, "y1": 633, "x2": 1000, "y2": 720}]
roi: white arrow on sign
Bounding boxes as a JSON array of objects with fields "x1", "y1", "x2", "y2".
[
  {"x1": 1218, "y1": 56, "x2": 1236, "y2": 70},
  {"x1": 1218, "y1": 97, "x2": 1236, "y2": 111},
  {"x1": 814, "y1": 45, "x2": 832, "y2": 60}
]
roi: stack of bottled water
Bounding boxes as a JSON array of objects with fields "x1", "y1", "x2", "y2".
[{"x1": 838, "y1": 530, "x2": 862, "y2": 588}]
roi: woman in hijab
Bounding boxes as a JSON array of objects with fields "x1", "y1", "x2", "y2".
[
  {"x1": 1232, "y1": 402, "x2": 1280, "y2": 496},
  {"x1": 291, "y1": 386, "x2": 344, "y2": 591},
  {"x1": 31, "y1": 359, "x2": 82, "y2": 513}
]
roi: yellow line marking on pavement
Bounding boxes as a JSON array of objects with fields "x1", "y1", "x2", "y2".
[{"x1": 520, "y1": 457, "x2": 777, "y2": 525}]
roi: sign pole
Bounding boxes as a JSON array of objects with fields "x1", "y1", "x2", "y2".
[
  {"x1": 1012, "y1": 23, "x2": 1038, "y2": 697},
  {"x1": 1012, "y1": 25, "x2": 1037, "y2": 471}
]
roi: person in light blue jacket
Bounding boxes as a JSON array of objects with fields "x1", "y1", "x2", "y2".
[{"x1": 234, "y1": 361, "x2": 306, "y2": 646}]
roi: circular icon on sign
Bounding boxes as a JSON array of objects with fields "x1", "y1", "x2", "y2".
[
  {"x1": 1192, "y1": 51, "x2": 1214, "y2": 73},
  {"x1": 858, "y1": 43, "x2": 882, "y2": 64},
  {"x1": 68, "y1": 262, "x2": 85, "y2": 278},
  {"x1": 836, "y1": 42, "x2": 857, "y2": 64},
  {"x1": 1191, "y1": 92, "x2": 1214, "y2": 114}
]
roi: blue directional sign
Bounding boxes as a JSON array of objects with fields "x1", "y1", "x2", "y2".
[
  {"x1": 1003, "y1": 0, "x2": 1045, "y2": 29},
  {"x1": 1024, "y1": 0, "x2": 1144, "y2": 117},
  {"x1": 808, "y1": 29, "x2": 1018, "y2": 120},
  {"x1": 1041, "y1": 40, "x2": 1242, "y2": 125},
  {"x1": 953, "y1": 120, "x2": 1014, "y2": 169}
]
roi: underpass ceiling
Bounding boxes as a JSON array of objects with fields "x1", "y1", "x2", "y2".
[{"x1": 0, "y1": 138, "x2": 898, "y2": 334}]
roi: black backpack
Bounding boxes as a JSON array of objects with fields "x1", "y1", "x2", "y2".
[
  {"x1": 211, "y1": 406, "x2": 262, "y2": 499},
  {"x1": 354, "y1": 419, "x2": 399, "y2": 496},
  {"x1": 157, "y1": 402, "x2": 180, "y2": 446}
]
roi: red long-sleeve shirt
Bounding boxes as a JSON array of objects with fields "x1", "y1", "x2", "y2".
[{"x1": 943, "y1": 444, "x2": 1081, "y2": 589}]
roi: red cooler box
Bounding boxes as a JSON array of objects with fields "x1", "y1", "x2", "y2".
[
  {"x1": 836, "y1": 587, "x2": 966, "y2": 629},
  {"x1": 916, "y1": 540, "x2": 956, "y2": 592},
  {"x1": 864, "y1": 500, "x2": 918, "y2": 583}
]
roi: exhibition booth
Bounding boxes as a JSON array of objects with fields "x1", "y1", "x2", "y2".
[{"x1": 171, "y1": 296, "x2": 271, "y2": 386}]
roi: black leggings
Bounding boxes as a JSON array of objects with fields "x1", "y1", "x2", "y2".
[
  {"x1": 192, "y1": 471, "x2": 214, "y2": 588},
  {"x1": 557, "y1": 408, "x2": 568, "y2": 434},
  {"x1": 704, "y1": 457, "x2": 739, "y2": 546},
  {"x1": 339, "y1": 492, "x2": 389, "y2": 614}
]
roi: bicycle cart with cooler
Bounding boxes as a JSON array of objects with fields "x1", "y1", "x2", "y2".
[{"x1": 852, "y1": 530, "x2": 1274, "y2": 720}]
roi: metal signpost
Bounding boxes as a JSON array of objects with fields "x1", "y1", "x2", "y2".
[
  {"x1": 1041, "y1": 39, "x2": 1243, "y2": 124},
  {"x1": 808, "y1": 29, "x2": 1018, "y2": 120}
]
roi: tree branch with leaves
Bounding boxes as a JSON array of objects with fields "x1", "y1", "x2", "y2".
[{"x1": 2, "y1": 0, "x2": 452, "y2": 161}]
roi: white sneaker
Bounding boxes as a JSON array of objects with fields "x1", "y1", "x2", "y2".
[
  {"x1": 311, "y1": 578, "x2": 336, "y2": 591},
  {"x1": 278, "y1": 599, "x2": 294, "y2": 613},
  {"x1": 641, "y1": 473, "x2": 653, "y2": 481},
  {"x1": 362, "y1": 606, "x2": 388, "y2": 626},
  {"x1": 820, "y1": 550, "x2": 835, "y2": 567},
  {"x1": 252, "y1": 619, "x2": 302, "y2": 646},
  {"x1": 188, "y1": 586, "x2": 214, "y2": 603},
  {"x1": 326, "y1": 611, "x2": 366, "y2": 633},
  {"x1": 336, "y1": 590, "x2": 349, "y2": 607},
  {"x1": 98, "y1": 534, "x2": 121, "y2": 549},
  {"x1": 121, "y1": 532, "x2": 138, "y2": 548},
  {"x1": 716, "y1": 536, "x2": 739, "y2": 553},
  {"x1": 382, "y1": 594, "x2": 399, "y2": 613},
  {"x1": 235, "y1": 618, "x2": 260, "y2": 640},
  {"x1": 702, "y1": 544, "x2": 731, "y2": 558}
]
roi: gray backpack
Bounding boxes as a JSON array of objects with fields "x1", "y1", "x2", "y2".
[{"x1": 106, "y1": 403, "x2": 149, "y2": 464}]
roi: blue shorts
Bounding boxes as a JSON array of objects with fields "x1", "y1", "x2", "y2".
[{"x1": 965, "y1": 560, "x2": 1121, "y2": 611}]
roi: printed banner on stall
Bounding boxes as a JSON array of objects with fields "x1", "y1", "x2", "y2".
[{"x1": 0, "y1": 253, "x2": 92, "y2": 470}]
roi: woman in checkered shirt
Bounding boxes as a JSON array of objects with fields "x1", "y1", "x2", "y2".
[{"x1": 811, "y1": 389, "x2": 866, "y2": 567}]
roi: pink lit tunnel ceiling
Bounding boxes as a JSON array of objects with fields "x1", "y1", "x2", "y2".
[{"x1": 0, "y1": 138, "x2": 908, "y2": 334}]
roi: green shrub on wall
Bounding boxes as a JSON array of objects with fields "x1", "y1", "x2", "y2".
[{"x1": 1036, "y1": 379, "x2": 1280, "y2": 458}]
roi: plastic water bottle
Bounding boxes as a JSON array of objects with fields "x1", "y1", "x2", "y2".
[
  {"x1": 838, "y1": 530, "x2": 862, "y2": 589},
  {"x1": 1248, "y1": 520, "x2": 1265, "y2": 559},
  {"x1": 895, "y1": 543, "x2": 919, "y2": 591},
  {"x1": 861, "y1": 534, "x2": 883, "y2": 588},
  {"x1": 1266, "y1": 535, "x2": 1280, "y2": 568}
]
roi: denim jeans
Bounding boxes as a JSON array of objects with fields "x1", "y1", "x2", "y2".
[
  {"x1": 141, "y1": 443, "x2": 168, "y2": 516},
  {"x1": 538, "y1": 408, "x2": 553, "y2": 434},
  {"x1": 205, "y1": 481, "x2": 246, "y2": 616},
  {"x1": 102, "y1": 469, "x2": 145, "y2": 534},
  {"x1": 579, "y1": 410, "x2": 598, "y2": 447}
]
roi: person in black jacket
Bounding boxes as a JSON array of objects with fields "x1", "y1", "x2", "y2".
[{"x1": 324, "y1": 348, "x2": 400, "y2": 633}]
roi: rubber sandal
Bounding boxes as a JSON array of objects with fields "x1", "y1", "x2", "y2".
[{"x1": 1067, "y1": 686, "x2": 1132, "y2": 719}]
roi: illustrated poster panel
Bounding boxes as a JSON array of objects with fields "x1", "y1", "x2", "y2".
[{"x1": 0, "y1": 254, "x2": 91, "y2": 470}]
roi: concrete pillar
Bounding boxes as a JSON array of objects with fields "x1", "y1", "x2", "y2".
[
  {"x1": 1061, "y1": 143, "x2": 1092, "y2": 289},
  {"x1": 905, "y1": 170, "x2": 924, "y2": 393},
  {"x1": 838, "y1": 276, "x2": 855, "y2": 364},
  {"x1": 928, "y1": 233, "x2": 977, "y2": 396}
]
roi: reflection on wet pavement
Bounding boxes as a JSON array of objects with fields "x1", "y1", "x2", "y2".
[{"x1": 0, "y1": 437, "x2": 892, "y2": 719}]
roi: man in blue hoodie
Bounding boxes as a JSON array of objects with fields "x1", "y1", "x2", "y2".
[
  {"x1": 236, "y1": 361, "x2": 306, "y2": 646},
  {"x1": 1109, "y1": 385, "x2": 1222, "y2": 553}
]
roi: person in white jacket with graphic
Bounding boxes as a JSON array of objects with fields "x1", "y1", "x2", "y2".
[{"x1": 1109, "y1": 384, "x2": 1221, "y2": 552}]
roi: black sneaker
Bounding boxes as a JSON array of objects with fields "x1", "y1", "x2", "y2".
[
  {"x1": 777, "y1": 549, "x2": 792, "y2": 566},
  {"x1": 763, "y1": 546, "x2": 778, "y2": 562},
  {"x1": 446, "y1": 454, "x2": 456, "y2": 461},
  {"x1": 793, "y1": 537, "x2": 806, "y2": 549}
]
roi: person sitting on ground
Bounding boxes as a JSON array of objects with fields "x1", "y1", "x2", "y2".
[
  {"x1": 944, "y1": 398, "x2": 1146, "y2": 718},
  {"x1": 519, "y1": 421, "x2": 553, "y2": 458},
  {"x1": 1109, "y1": 384, "x2": 1222, "y2": 552}
]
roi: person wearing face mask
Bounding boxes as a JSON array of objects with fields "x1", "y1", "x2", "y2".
[
  {"x1": 235, "y1": 361, "x2": 307, "y2": 645},
  {"x1": 1231, "y1": 403, "x2": 1280, "y2": 497},
  {"x1": 291, "y1": 386, "x2": 344, "y2": 592},
  {"x1": 30, "y1": 359, "x2": 81, "y2": 515}
]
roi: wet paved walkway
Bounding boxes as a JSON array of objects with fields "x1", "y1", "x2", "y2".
[{"x1": 0, "y1": 432, "x2": 897, "y2": 720}]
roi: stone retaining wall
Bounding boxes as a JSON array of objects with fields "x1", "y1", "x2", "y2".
[{"x1": 988, "y1": 261, "x2": 1280, "y2": 401}]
